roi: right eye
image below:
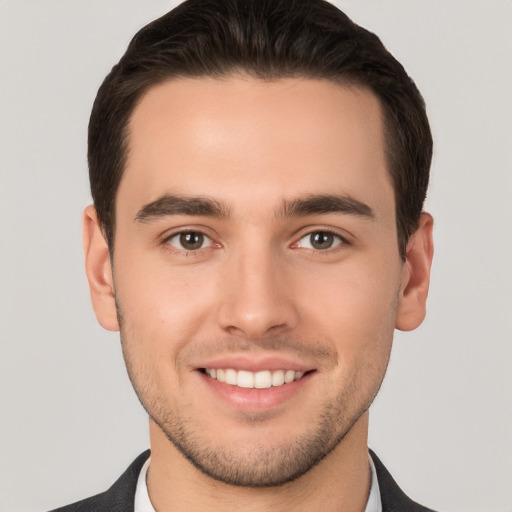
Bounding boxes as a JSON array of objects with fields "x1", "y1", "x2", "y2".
[{"x1": 167, "y1": 231, "x2": 212, "y2": 251}]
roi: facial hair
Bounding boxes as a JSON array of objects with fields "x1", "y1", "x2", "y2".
[{"x1": 117, "y1": 297, "x2": 392, "y2": 488}]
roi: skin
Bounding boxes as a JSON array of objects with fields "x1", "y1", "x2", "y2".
[{"x1": 83, "y1": 77, "x2": 433, "y2": 511}]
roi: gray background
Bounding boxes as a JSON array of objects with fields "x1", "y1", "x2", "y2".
[{"x1": 1, "y1": 1, "x2": 511, "y2": 511}]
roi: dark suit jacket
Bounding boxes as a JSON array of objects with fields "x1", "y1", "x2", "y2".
[{"x1": 50, "y1": 450, "x2": 436, "y2": 511}]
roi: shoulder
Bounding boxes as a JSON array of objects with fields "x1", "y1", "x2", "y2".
[
  {"x1": 370, "y1": 450, "x2": 437, "y2": 512},
  {"x1": 48, "y1": 450, "x2": 150, "y2": 512}
]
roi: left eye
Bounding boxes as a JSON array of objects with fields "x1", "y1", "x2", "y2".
[
  {"x1": 296, "y1": 231, "x2": 343, "y2": 250},
  {"x1": 167, "y1": 231, "x2": 212, "y2": 251}
]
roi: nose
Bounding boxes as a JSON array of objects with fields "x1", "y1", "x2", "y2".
[{"x1": 216, "y1": 246, "x2": 299, "y2": 339}]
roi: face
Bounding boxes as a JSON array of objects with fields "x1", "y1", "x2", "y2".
[{"x1": 86, "y1": 77, "x2": 430, "y2": 487}]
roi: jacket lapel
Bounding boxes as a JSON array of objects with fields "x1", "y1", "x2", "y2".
[
  {"x1": 49, "y1": 450, "x2": 150, "y2": 512},
  {"x1": 370, "y1": 450, "x2": 437, "y2": 512}
]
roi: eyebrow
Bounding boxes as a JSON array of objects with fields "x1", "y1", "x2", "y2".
[
  {"x1": 134, "y1": 192, "x2": 374, "y2": 223},
  {"x1": 135, "y1": 194, "x2": 230, "y2": 222},
  {"x1": 278, "y1": 194, "x2": 374, "y2": 219}
]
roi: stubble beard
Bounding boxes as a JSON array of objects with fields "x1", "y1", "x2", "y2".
[
  {"x1": 121, "y1": 346, "x2": 389, "y2": 488},
  {"x1": 148, "y1": 390, "x2": 373, "y2": 488},
  {"x1": 116, "y1": 300, "x2": 392, "y2": 488}
]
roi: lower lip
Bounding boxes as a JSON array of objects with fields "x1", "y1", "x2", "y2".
[{"x1": 198, "y1": 371, "x2": 313, "y2": 412}]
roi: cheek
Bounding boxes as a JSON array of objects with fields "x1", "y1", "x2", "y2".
[
  {"x1": 308, "y1": 283, "x2": 395, "y2": 403},
  {"x1": 114, "y1": 256, "x2": 220, "y2": 355},
  {"x1": 301, "y1": 256, "x2": 399, "y2": 319},
  {"x1": 297, "y1": 257, "x2": 399, "y2": 362}
]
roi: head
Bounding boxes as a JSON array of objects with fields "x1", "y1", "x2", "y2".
[
  {"x1": 84, "y1": 0, "x2": 434, "y2": 489},
  {"x1": 89, "y1": 0, "x2": 432, "y2": 260}
]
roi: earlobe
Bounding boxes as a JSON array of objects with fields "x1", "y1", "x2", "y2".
[
  {"x1": 83, "y1": 205, "x2": 120, "y2": 332},
  {"x1": 395, "y1": 213, "x2": 434, "y2": 332}
]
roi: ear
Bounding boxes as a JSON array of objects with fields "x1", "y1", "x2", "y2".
[
  {"x1": 395, "y1": 212, "x2": 434, "y2": 331},
  {"x1": 83, "y1": 205, "x2": 119, "y2": 331}
]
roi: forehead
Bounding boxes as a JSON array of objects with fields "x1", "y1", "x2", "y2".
[{"x1": 120, "y1": 76, "x2": 393, "y2": 220}]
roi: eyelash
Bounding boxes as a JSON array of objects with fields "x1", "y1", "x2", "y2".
[
  {"x1": 293, "y1": 230, "x2": 349, "y2": 253},
  {"x1": 162, "y1": 228, "x2": 350, "y2": 256},
  {"x1": 163, "y1": 230, "x2": 217, "y2": 256}
]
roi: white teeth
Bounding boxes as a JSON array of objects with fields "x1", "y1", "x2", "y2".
[
  {"x1": 204, "y1": 368, "x2": 307, "y2": 389},
  {"x1": 284, "y1": 370, "x2": 295, "y2": 384},
  {"x1": 225, "y1": 368, "x2": 237, "y2": 385},
  {"x1": 237, "y1": 370, "x2": 254, "y2": 388},
  {"x1": 254, "y1": 370, "x2": 272, "y2": 389},
  {"x1": 271, "y1": 370, "x2": 285, "y2": 386}
]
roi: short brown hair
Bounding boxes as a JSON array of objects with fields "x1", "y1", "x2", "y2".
[{"x1": 88, "y1": 0, "x2": 432, "y2": 259}]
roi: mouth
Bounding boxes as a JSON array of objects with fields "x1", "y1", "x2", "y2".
[
  {"x1": 195, "y1": 357, "x2": 317, "y2": 412},
  {"x1": 200, "y1": 368, "x2": 309, "y2": 389}
]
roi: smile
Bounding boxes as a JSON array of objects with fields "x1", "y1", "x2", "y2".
[{"x1": 203, "y1": 368, "x2": 306, "y2": 389}]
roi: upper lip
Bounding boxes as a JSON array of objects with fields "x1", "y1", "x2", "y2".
[{"x1": 195, "y1": 355, "x2": 315, "y2": 373}]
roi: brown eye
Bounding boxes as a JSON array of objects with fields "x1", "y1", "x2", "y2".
[
  {"x1": 168, "y1": 231, "x2": 209, "y2": 251},
  {"x1": 311, "y1": 232, "x2": 334, "y2": 249},
  {"x1": 297, "y1": 231, "x2": 343, "y2": 250}
]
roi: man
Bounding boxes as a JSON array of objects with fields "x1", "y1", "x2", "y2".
[{"x1": 52, "y1": 0, "x2": 435, "y2": 510}]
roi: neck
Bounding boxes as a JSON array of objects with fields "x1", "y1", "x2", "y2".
[{"x1": 147, "y1": 413, "x2": 371, "y2": 512}]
